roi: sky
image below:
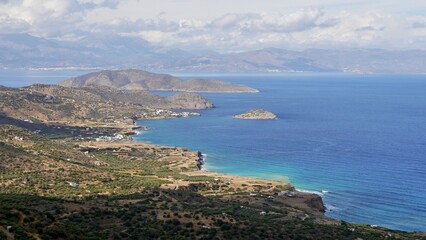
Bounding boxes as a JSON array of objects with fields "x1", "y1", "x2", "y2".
[{"x1": 0, "y1": 0, "x2": 425, "y2": 52}]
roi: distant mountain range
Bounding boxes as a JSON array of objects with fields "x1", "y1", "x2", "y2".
[
  {"x1": 59, "y1": 69, "x2": 258, "y2": 93},
  {"x1": 1, "y1": 33, "x2": 425, "y2": 73}
]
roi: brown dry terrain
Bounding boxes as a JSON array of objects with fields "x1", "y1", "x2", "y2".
[{"x1": 0, "y1": 84, "x2": 211, "y2": 129}]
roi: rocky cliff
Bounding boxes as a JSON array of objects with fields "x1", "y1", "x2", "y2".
[{"x1": 166, "y1": 92, "x2": 214, "y2": 109}]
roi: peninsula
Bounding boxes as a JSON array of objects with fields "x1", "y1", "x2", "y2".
[
  {"x1": 234, "y1": 108, "x2": 278, "y2": 120},
  {"x1": 0, "y1": 84, "x2": 212, "y2": 129},
  {"x1": 59, "y1": 69, "x2": 259, "y2": 93}
]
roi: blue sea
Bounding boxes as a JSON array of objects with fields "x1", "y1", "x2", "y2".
[
  {"x1": 0, "y1": 69, "x2": 91, "y2": 87},
  {"x1": 135, "y1": 73, "x2": 426, "y2": 232},
  {"x1": 1, "y1": 71, "x2": 425, "y2": 232}
]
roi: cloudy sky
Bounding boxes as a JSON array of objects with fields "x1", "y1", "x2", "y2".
[{"x1": 1, "y1": 0, "x2": 425, "y2": 52}]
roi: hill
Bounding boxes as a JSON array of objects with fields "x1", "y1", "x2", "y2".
[
  {"x1": 0, "y1": 84, "x2": 213, "y2": 131},
  {"x1": 27, "y1": 84, "x2": 214, "y2": 109},
  {"x1": 59, "y1": 69, "x2": 259, "y2": 93}
]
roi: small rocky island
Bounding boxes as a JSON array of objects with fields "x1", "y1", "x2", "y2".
[{"x1": 234, "y1": 108, "x2": 278, "y2": 120}]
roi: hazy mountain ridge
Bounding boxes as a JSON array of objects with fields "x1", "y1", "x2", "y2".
[
  {"x1": 1, "y1": 33, "x2": 425, "y2": 73},
  {"x1": 59, "y1": 69, "x2": 259, "y2": 92}
]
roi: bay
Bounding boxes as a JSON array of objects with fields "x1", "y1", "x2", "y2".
[{"x1": 135, "y1": 73, "x2": 426, "y2": 232}]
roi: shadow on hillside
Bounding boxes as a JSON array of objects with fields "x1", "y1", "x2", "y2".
[{"x1": 0, "y1": 114, "x2": 116, "y2": 139}]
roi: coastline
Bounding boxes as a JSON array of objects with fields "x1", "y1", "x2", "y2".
[
  {"x1": 83, "y1": 137, "x2": 329, "y2": 222},
  {"x1": 123, "y1": 120, "x2": 332, "y2": 211},
  {"x1": 129, "y1": 119, "x2": 424, "y2": 235},
  {"x1": 132, "y1": 120, "x2": 327, "y2": 213},
  {"x1": 2, "y1": 111, "x2": 425, "y2": 238}
]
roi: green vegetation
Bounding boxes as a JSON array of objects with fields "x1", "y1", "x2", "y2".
[
  {"x1": 0, "y1": 191, "x2": 422, "y2": 240},
  {"x1": 0, "y1": 125, "x2": 221, "y2": 200},
  {"x1": 1, "y1": 125, "x2": 425, "y2": 239}
]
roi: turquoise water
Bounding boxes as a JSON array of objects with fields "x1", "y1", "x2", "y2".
[{"x1": 135, "y1": 73, "x2": 426, "y2": 232}]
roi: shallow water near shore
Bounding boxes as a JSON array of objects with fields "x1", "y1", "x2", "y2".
[{"x1": 135, "y1": 73, "x2": 426, "y2": 232}]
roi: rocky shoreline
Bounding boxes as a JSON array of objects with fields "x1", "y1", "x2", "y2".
[{"x1": 196, "y1": 151, "x2": 205, "y2": 170}]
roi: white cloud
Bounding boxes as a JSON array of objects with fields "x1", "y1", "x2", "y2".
[
  {"x1": 0, "y1": 0, "x2": 425, "y2": 51},
  {"x1": 261, "y1": 8, "x2": 324, "y2": 33},
  {"x1": 124, "y1": 9, "x2": 425, "y2": 51},
  {"x1": 307, "y1": 12, "x2": 415, "y2": 49},
  {"x1": 124, "y1": 9, "x2": 327, "y2": 51},
  {"x1": 0, "y1": 0, "x2": 119, "y2": 35}
]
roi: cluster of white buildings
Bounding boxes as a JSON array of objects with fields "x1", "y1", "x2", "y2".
[
  {"x1": 154, "y1": 109, "x2": 201, "y2": 118},
  {"x1": 95, "y1": 133, "x2": 125, "y2": 142}
]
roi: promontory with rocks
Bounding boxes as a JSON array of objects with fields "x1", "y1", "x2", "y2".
[
  {"x1": 234, "y1": 108, "x2": 278, "y2": 120},
  {"x1": 59, "y1": 69, "x2": 259, "y2": 93}
]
